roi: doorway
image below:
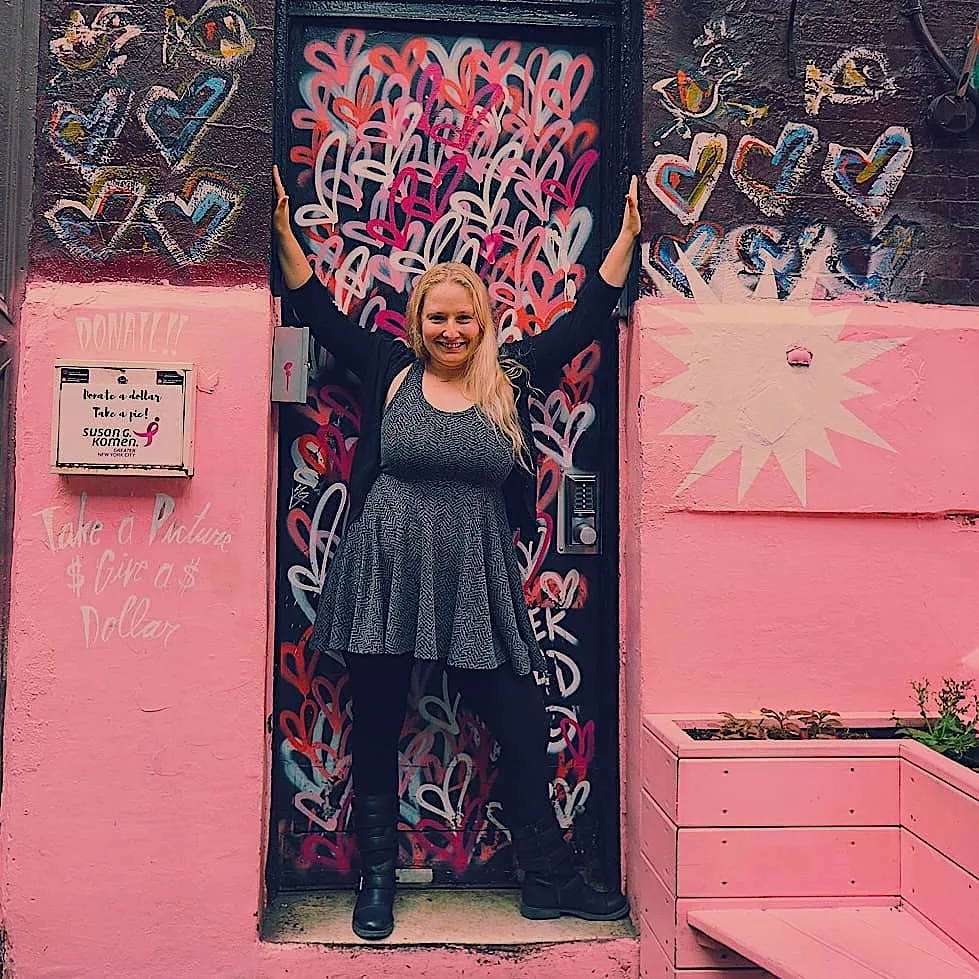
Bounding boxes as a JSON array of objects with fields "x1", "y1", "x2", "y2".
[{"x1": 268, "y1": 0, "x2": 634, "y2": 895}]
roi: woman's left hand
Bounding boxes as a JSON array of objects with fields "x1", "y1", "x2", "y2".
[{"x1": 620, "y1": 174, "x2": 641, "y2": 240}]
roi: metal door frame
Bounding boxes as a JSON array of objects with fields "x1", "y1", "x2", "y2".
[{"x1": 268, "y1": 0, "x2": 642, "y2": 897}]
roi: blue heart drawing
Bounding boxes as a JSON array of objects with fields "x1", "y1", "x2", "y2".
[
  {"x1": 139, "y1": 70, "x2": 237, "y2": 170},
  {"x1": 735, "y1": 222, "x2": 825, "y2": 297},
  {"x1": 44, "y1": 175, "x2": 147, "y2": 261},
  {"x1": 830, "y1": 216, "x2": 920, "y2": 296},
  {"x1": 651, "y1": 222, "x2": 723, "y2": 294},
  {"x1": 822, "y1": 126, "x2": 914, "y2": 224},
  {"x1": 730, "y1": 122, "x2": 820, "y2": 218},
  {"x1": 144, "y1": 173, "x2": 243, "y2": 266},
  {"x1": 49, "y1": 87, "x2": 133, "y2": 176}
]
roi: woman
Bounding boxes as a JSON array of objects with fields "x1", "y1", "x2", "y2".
[{"x1": 273, "y1": 165, "x2": 640, "y2": 940}]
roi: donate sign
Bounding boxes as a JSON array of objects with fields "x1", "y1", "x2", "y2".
[{"x1": 51, "y1": 362, "x2": 196, "y2": 476}]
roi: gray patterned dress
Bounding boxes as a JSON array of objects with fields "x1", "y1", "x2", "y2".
[{"x1": 312, "y1": 359, "x2": 546, "y2": 675}]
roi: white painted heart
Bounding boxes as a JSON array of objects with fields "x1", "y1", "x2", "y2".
[
  {"x1": 418, "y1": 672, "x2": 462, "y2": 735},
  {"x1": 415, "y1": 754, "x2": 473, "y2": 829},
  {"x1": 551, "y1": 777, "x2": 591, "y2": 829}
]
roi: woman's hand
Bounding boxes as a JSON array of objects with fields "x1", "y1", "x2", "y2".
[
  {"x1": 598, "y1": 174, "x2": 641, "y2": 287},
  {"x1": 620, "y1": 174, "x2": 641, "y2": 241},
  {"x1": 272, "y1": 165, "x2": 314, "y2": 290},
  {"x1": 273, "y1": 165, "x2": 292, "y2": 240}
]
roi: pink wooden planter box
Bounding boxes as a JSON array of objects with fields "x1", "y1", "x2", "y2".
[{"x1": 640, "y1": 714, "x2": 979, "y2": 978}]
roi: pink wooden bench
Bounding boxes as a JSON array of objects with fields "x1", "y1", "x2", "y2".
[{"x1": 687, "y1": 906, "x2": 979, "y2": 979}]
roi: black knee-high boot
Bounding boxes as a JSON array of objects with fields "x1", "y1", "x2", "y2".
[
  {"x1": 511, "y1": 814, "x2": 630, "y2": 921},
  {"x1": 352, "y1": 794, "x2": 399, "y2": 940}
]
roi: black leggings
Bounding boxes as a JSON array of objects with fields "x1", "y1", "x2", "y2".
[{"x1": 345, "y1": 652, "x2": 552, "y2": 828}]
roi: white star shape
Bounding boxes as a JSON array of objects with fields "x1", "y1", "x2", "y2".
[{"x1": 644, "y1": 245, "x2": 907, "y2": 504}]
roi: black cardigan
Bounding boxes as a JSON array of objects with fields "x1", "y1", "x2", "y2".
[{"x1": 286, "y1": 271, "x2": 622, "y2": 542}]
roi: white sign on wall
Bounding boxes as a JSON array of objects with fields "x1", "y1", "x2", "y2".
[{"x1": 51, "y1": 361, "x2": 196, "y2": 476}]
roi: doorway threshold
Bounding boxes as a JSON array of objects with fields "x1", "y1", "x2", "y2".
[{"x1": 262, "y1": 888, "x2": 636, "y2": 946}]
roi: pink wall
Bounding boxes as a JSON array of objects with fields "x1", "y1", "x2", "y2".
[
  {"x1": 622, "y1": 293, "x2": 979, "y2": 716},
  {"x1": 0, "y1": 281, "x2": 639, "y2": 977}
]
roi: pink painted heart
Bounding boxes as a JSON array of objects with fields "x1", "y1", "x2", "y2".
[
  {"x1": 279, "y1": 629, "x2": 320, "y2": 697},
  {"x1": 541, "y1": 149, "x2": 598, "y2": 210},
  {"x1": 366, "y1": 168, "x2": 416, "y2": 249},
  {"x1": 398, "y1": 155, "x2": 467, "y2": 223},
  {"x1": 297, "y1": 831, "x2": 356, "y2": 873},
  {"x1": 559, "y1": 716, "x2": 595, "y2": 779}
]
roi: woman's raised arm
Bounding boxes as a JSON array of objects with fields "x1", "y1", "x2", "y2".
[
  {"x1": 273, "y1": 166, "x2": 391, "y2": 377},
  {"x1": 516, "y1": 176, "x2": 641, "y2": 377},
  {"x1": 273, "y1": 165, "x2": 314, "y2": 290}
]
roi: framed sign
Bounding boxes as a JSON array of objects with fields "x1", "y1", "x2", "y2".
[{"x1": 51, "y1": 361, "x2": 196, "y2": 476}]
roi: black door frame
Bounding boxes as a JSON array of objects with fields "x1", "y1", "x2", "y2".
[{"x1": 268, "y1": 0, "x2": 642, "y2": 898}]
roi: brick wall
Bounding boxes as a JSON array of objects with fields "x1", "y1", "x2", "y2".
[
  {"x1": 641, "y1": 0, "x2": 979, "y2": 305},
  {"x1": 30, "y1": 0, "x2": 274, "y2": 285}
]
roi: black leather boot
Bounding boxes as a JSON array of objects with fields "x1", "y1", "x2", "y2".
[
  {"x1": 352, "y1": 794, "x2": 398, "y2": 940},
  {"x1": 511, "y1": 814, "x2": 630, "y2": 921}
]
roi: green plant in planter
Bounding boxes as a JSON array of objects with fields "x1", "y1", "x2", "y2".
[
  {"x1": 714, "y1": 708, "x2": 843, "y2": 740},
  {"x1": 897, "y1": 677, "x2": 979, "y2": 761}
]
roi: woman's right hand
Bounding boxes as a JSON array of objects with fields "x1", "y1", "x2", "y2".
[{"x1": 272, "y1": 165, "x2": 291, "y2": 240}]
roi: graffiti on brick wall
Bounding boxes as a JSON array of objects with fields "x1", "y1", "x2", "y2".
[
  {"x1": 644, "y1": 13, "x2": 916, "y2": 301},
  {"x1": 643, "y1": 214, "x2": 921, "y2": 300},
  {"x1": 650, "y1": 17, "x2": 768, "y2": 146},
  {"x1": 41, "y1": 1, "x2": 255, "y2": 268},
  {"x1": 805, "y1": 48, "x2": 896, "y2": 117},
  {"x1": 646, "y1": 124, "x2": 913, "y2": 229}
]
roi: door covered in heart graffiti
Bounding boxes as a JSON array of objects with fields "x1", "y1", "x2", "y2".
[{"x1": 268, "y1": 1, "x2": 631, "y2": 891}]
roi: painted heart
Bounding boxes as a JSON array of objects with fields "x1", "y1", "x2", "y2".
[
  {"x1": 735, "y1": 222, "x2": 825, "y2": 298},
  {"x1": 830, "y1": 216, "x2": 920, "y2": 296},
  {"x1": 279, "y1": 630, "x2": 320, "y2": 697},
  {"x1": 536, "y1": 455, "x2": 561, "y2": 514},
  {"x1": 646, "y1": 132, "x2": 728, "y2": 226},
  {"x1": 297, "y1": 831, "x2": 356, "y2": 873},
  {"x1": 515, "y1": 512, "x2": 553, "y2": 583},
  {"x1": 143, "y1": 172, "x2": 242, "y2": 266},
  {"x1": 484, "y1": 801, "x2": 512, "y2": 841},
  {"x1": 399, "y1": 155, "x2": 467, "y2": 224},
  {"x1": 139, "y1": 70, "x2": 236, "y2": 170},
  {"x1": 414, "y1": 802, "x2": 483, "y2": 874},
  {"x1": 551, "y1": 776, "x2": 591, "y2": 829},
  {"x1": 294, "y1": 790, "x2": 338, "y2": 833},
  {"x1": 730, "y1": 122, "x2": 819, "y2": 218},
  {"x1": 365, "y1": 167, "x2": 416, "y2": 249},
  {"x1": 541, "y1": 148, "x2": 598, "y2": 211},
  {"x1": 49, "y1": 86, "x2": 133, "y2": 175},
  {"x1": 310, "y1": 674, "x2": 351, "y2": 742},
  {"x1": 418, "y1": 672, "x2": 462, "y2": 736},
  {"x1": 559, "y1": 716, "x2": 595, "y2": 779},
  {"x1": 530, "y1": 389, "x2": 596, "y2": 470},
  {"x1": 822, "y1": 125, "x2": 913, "y2": 224},
  {"x1": 539, "y1": 569, "x2": 582, "y2": 609},
  {"x1": 44, "y1": 172, "x2": 147, "y2": 261},
  {"x1": 650, "y1": 221, "x2": 723, "y2": 294},
  {"x1": 415, "y1": 755, "x2": 474, "y2": 829}
]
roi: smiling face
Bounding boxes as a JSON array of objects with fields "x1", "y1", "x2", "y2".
[{"x1": 419, "y1": 281, "x2": 483, "y2": 373}]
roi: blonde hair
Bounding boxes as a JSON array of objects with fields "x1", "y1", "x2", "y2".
[{"x1": 405, "y1": 262, "x2": 531, "y2": 470}]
